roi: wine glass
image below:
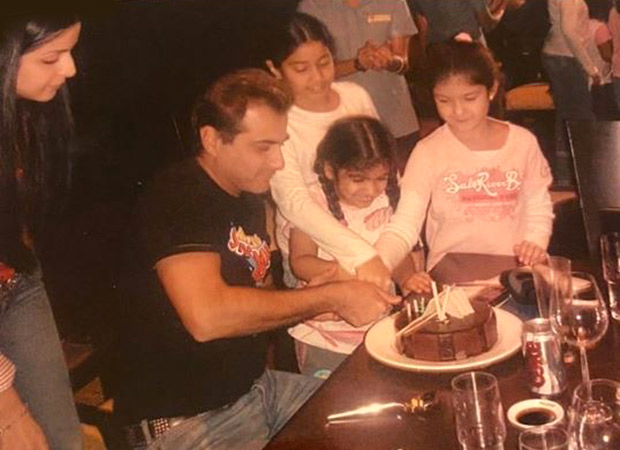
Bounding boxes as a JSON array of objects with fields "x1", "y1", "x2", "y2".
[
  {"x1": 549, "y1": 272, "x2": 609, "y2": 387},
  {"x1": 568, "y1": 379, "x2": 620, "y2": 449}
]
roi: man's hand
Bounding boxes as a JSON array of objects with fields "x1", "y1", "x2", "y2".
[
  {"x1": 330, "y1": 281, "x2": 401, "y2": 327},
  {"x1": 372, "y1": 43, "x2": 395, "y2": 70},
  {"x1": 356, "y1": 41, "x2": 393, "y2": 71},
  {"x1": 401, "y1": 271, "x2": 433, "y2": 295},
  {"x1": 355, "y1": 255, "x2": 392, "y2": 292},
  {"x1": 513, "y1": 240, "x2": 547, "y2": 266},
  {"x1": 0, "y1": 388, "x2": 48, "y2": 450}
]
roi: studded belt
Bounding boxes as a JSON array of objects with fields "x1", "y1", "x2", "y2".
[
  {"x1": 124, "y1": 416, "x2": 190, "y2": 448},
  {"x1": 0, "y1": 263, "x2": 20, "y2": 297}
]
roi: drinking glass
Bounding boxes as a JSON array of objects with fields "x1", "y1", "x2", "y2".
[
  {"x1": 518, "y1": 426, "x2": 569, "y2": 450},
  {"x1": 549, "y1": 272, "x2": 609, "y2": 387},
  {"x1": 532, "y1": 256, "x2": 572, "y2": 318},
  {"x1": 569, "y1": 379, "x2": 620, "y2": 449},
  {"x1": 452, "y1": 371, "x2": 506, "y2": 450},
  {"x1": 600, "y1": 232, "x2": 620, "y2": 321}
]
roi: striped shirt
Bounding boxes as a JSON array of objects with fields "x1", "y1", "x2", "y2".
[{"x1": 0, "y1": 353, "x2": 15, "y2": 392}]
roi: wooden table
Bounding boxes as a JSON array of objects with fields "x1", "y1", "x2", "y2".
[{"x1": 266, "y1": 255, "x2": 620, "y2": 450}]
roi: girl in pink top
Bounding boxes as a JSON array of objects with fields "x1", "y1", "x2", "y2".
[{"x1": 376, "y1": 41, "x2": 553, "y2": 278}]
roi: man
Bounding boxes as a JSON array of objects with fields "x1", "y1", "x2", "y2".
[
  {"x1": 408, "y1": 0, "x2": 508, "y2": 46},
  {"x1": 114, "y1": 69, "x2": 399, "y2": 450},
  {"x1": 298, "y1": 0, "x2": 420, "y2": 173}
]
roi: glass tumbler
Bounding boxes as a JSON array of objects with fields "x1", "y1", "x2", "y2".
[
  {"x1": 519, "y1": 425, "x2": 569, "y2": 450},
  {"x1": 452, "y1": 371, "x2": 506, "y2": 450}
]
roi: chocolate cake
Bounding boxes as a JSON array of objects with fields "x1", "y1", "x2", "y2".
[{"x1": 394, "y1": 297, "x2": 498, "y2": 362}]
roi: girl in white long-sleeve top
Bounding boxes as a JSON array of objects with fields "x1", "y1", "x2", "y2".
[{"x1": 267, "y1": 13, "x2": 397, "y2": 291}]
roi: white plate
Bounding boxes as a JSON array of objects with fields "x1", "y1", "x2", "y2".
[{"x1": 364, "y1": 308, "x2": 523, "y2": 373}]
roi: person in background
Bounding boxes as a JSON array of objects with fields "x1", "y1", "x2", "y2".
[
  {"x1": 408, "y1": 0, "x2": 508, "y2": 47},
  {"x1": 608, "y1": 0, "x2": 620, "y2": 110},
  {"x1": 375, "y1": 41, "x2": 554, "y2": 281},
  {"x1": 543, "y1": 0, "x2": 598, "y2": 187},
  {"x1": 297, "y1": 0, "x2": 420, "y2": 174},
  {"x1": 0, "y1": 5, "x2": 84, "y2": 450},
  {"x1": 267, "y1": 13, "x2": 396, "y2": 291},
  {"x1": 286, "y1": 116, "x2": 430, "y2": 377},
  {"x1": 115, "y1": 69, "x2": 399, "y2": 450},
  {"x1": 586, "y1": 0, "x2": 619, "y2": 119}
]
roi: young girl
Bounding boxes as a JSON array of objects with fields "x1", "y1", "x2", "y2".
[
  {"x1": 267, "y1": 13, "x2": 396, "y2": 291},
  {"x1": 0, "y1": 7, "x2": 83, "y2": 449},
  {"x1": 287, "y1": 116, "x2": 426, "y2": 377},
  {"x1": 376, "y1": 40, "x2": 554, "y2": 281}
]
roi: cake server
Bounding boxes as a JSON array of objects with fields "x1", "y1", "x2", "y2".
[{"x1": 326, "y1": 391, "x2": 437, "y2": 424}]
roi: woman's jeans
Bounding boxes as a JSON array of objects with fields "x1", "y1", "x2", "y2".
[
  {"x1": 542, "y1": 54, "x2": 594, "y2": 186},
  {"x1": 0, "y1": 272, "x2": 82, "y2": 449},
  {"x1": 612, "y1": 77, "x2": 620, "y2": 115},
  {"x1": 542, "y1": 54, "x2": 594, "y2": 120}
]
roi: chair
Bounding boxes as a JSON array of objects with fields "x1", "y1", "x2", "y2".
[{"x1": 565, "y1": 120, "x2": 620, "y2": 261}]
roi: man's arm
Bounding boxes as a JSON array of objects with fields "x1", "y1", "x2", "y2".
[{"x1": 155, "y1": 252, "x2": 399, "y2": 342}]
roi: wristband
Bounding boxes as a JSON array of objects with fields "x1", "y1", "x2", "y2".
[
  {"x1": 353, "y1": 57, "x2": 367, "y2": 72},
  {"x1": 387, "y1": 55, "x2": 406, "y2": 75}
]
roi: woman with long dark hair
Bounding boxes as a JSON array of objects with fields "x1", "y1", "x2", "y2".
[{"x1": 0, "y1": 8, "x2": 83, "y2": 450}]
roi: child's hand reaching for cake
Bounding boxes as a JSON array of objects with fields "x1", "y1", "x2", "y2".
[
  {"x1": 401, "y1": 271, "x2": 433, "y2": 295},
  {"x1": 513, "y1": 240, "x2": 547, "y2": 266}
]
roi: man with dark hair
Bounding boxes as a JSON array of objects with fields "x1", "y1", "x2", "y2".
[{"x1": 115, "y1": 69, "x2": 399, "y2": 450}]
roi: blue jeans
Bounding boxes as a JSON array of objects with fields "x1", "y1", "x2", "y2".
[
  {"x1": 542, "y1": 54, "x2": 594, "y2": 120},
  {"x1": 612, "y1": 77, "x2": 620, "y2": 116},
  {"x1": 144, "y1": 369, "x2": 322, "y2": 450},
  {"x1": 0, "y1": 272, "x2": 82, "y2": 450}
]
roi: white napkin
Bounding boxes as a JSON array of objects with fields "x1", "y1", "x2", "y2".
[{"x1": 426, "y1": 287, "x2": 475, "y2": 321}]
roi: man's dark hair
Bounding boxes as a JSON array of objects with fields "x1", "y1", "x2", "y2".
[{"x1": 191, "y1": 68, "x2": 292, "y2": 153}]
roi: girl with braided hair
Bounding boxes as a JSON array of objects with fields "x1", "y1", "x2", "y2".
[{"x1": 286, "y1": 116, "x2": 430, "y2": 377}]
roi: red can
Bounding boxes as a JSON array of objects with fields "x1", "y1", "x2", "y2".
[{"x1": 522, "y1": 318, "x2": 567, "y2": 396}]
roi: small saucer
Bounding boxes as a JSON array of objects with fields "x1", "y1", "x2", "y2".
[{"x1": 507, "y1": 399, "x2": 565, "y2": 430}]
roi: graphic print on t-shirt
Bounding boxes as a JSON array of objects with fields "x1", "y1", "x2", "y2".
[
  {"x1": 363, "y1": 206, "x2": 392, "y2": 231},
  {"x1": 227, "y1": 225, "x2": 271, "y2": 285},
  {"x1": 442, "y1": 167, "x2": 522, "y2": 221}
]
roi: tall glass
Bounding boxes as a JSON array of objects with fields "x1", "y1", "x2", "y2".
[
  {"x1": 600, "y1": 232, "x2": 620, "y2": 320},
  {"x1": 532, "y1": 256, "x2": 572, "y2": 318},
  {"x1": 452, "y1": 372, "x2": 506, "y2": 450}
]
